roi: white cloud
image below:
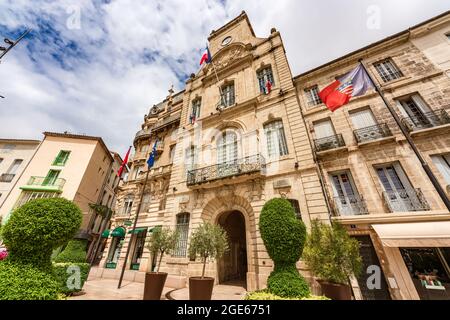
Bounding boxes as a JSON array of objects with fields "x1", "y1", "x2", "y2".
[{"x1": 0, "y1": 0, "x2": 448, "y2": 152}]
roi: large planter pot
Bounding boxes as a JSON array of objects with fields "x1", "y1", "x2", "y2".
[
  {"x1": 189, "y1": 277, "x2": 215, "y2": 300},
  {"x1": 318, "y1": 280, "x2": 352, "y2": 300},
  {"x1": 143, "y1": 272, "x2": 168, "y2": 300}
]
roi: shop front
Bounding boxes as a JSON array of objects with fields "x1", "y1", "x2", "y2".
[
  {"x1": 105, "y1": 226, "x2": 126, "y2": 269},
  {"x1": 129, "y1": 228, "x2": 148, "y2": 270},
  {"x1": 372, "y1": 221, "x2": 450, "y2": 300}
]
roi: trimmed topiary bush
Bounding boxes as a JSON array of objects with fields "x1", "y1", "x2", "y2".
[
  {"x1": 245, "y1": 289, "x2": 329, "y2": 300},
  {"x1": 259, "y1": 198, "x2": 310, "y2": 298},
  {"x1": 53, "y1": 239, "x2": 88, "y2": 263},
  {"x1": 0, "y1": 260, "x2": 60, "y2": 300},
  {"x1": 2, "y1": 198, "x2": 82, "y2": 269},
  {"x1": 0, "y1": 198, "x2": 83, "y2": 300},
  {"x1": 53, "y1": 262, "x2": 90, "y2": 295},
  {"x1": 53, "y1": 239, "x2": 90, "y2": 295}
]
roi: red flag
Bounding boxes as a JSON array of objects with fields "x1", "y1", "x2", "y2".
[
  {"x1": 319, "y1": 64, "x2": 374, "y2": 112},
  {"x1": 265, "y1": 80, "x2": 272, "y2": 94},
  {"x1": 117, "y1": 146, "x2": 131, "y2": 178}
]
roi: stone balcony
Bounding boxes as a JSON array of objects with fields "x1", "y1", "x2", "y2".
[
  {"x1": 314, "y1": 134, "x2": 346, "y2": 153},
  {"x1": 187, "y1": 154, "x2": 266, "y2": 187},
  {"x1": 333, "y1": 194, "x2": 369, "y2": 216}
]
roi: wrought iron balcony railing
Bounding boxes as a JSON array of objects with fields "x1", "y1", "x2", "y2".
[
  {"x1": 23, "y1": 176, "x2": 66, "y2": 191},
  {"x1": 333, "y1": 194, "x2": 368, "y2": 216},
  {"x1": 187, "y1": 154, "x2": 266, "y2": 186},
  {"x1": 0, "y1": 173, "x2": 15, "y2": 183},
  {"x1": 401, "y1": 109, "x2": 450, "y2": 132},
  {"x1": 314, "y1": 134, "x2": 345, "y2": 152},
  {"x1": 382, "y1": 188, "x2": 430, "y2": 212},
  {"x1": 354, "y1": 123, "x2": 392, "y2": 143}
]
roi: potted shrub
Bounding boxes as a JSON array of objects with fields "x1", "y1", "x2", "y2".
[
  {"x1": 144, "y1": 226, "x2": 178, "y2": 300},
  {"x1": 302, "y1": 219, "x2": 362, "y2": 300},
  {"x1": 188, "y1": 222, "x2": 228, "y2": 300}
]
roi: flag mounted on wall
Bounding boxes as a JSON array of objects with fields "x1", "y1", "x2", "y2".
[
  {"x1": 117, "y1": 146, "x2": 131, "y2": 178},
  {"x1": 199, "y1": 46, "x2": 212, "y2": 65},
  {"x1": 147, "y1": 140, "x2": 158, "y2": 168},
  {"x1": 319, "y1": 63, "x2": 374, "y2": 112}
]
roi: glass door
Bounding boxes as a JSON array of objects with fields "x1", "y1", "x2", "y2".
[
  {"x1": 331, "y1": 172, "x2": 361, "y2": 216},
  {"x1": 376, "y1": 164, "x2": 414, "y2": 212},
  {"x1": 43, "y1": 170, "x2": 60, "y2": 186}
]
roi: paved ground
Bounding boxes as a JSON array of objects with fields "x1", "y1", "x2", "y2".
[{"x1": 69, "y1": 278, "x2": 247, "y2": 300}]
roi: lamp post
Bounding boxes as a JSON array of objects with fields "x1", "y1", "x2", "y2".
[{"x1": 0, "y1": 29, "x2": 31, "y2": 60}]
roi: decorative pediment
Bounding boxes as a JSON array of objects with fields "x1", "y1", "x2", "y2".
[{"x1": 203, "y1": 43, "x2": 253, "y2": 75}]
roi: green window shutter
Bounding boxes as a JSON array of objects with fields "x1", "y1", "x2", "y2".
[
  {"x1": 43, "y1": 170, "x2": 60, "y2": 186},
  {"x1": 53, "y1": 150, "x2": 71, "y2": 166}
]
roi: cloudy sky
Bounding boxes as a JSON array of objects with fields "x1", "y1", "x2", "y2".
[{"x1": 0, "y1": 0, "x2": 449, "y2": 153}]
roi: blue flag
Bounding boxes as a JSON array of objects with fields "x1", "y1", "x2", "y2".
[{"x1": 147, "y1": 140, "x2": 158, "y2": 168}]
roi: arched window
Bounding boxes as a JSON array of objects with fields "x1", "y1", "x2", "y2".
[
  {"x1": 264, "y1": 120, "x2": 289, "y2": 157},
  {"x1": 173, "y1": 213, "x2": 190, "y2": 257},
  {"x1": 217, "y1": 130, "x2": 238, "y2": 164}
]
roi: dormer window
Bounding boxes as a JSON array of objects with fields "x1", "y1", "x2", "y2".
[{"x1": 257, "y1": 67, "x2": 275, "y2": 95}]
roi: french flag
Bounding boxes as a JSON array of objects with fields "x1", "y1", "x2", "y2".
[
  {"x1": 319, "y1": 64, "x2": 374, "y2": 112},
  {"x1": 199, "y1": 46, "x2": 212, "y2": 65}
]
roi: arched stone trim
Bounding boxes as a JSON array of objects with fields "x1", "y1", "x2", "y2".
[{"x1": 200, "y1": 194, "x2": 258, "y2": 278}]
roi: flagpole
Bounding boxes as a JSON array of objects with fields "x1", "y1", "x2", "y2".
[
  {"x1": 117, "y1": 142, "x2": 155, "y2": 289},
  {"x1": 204, "y1": 44, "x2": 226, "y2": 108},
  {"x1": 359, "y1": 59, "x2": 450, "y2": 211}
]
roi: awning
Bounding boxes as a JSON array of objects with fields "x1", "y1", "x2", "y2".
[
  {"x1": 148, "y1": 225, "x2": 162, "y2": 233},
  {"x1": 111, "y1": 227, "x2": 126, "y2": 238},
  {"x1": 128, "y1": 227, "x2": 147, "y2": 234},
  {"x1": 101, "y1": 229, "x2": 110, "y2": 238},
  {"x1": 372, "y1": 221, "x2": 450, "y2": 247}
]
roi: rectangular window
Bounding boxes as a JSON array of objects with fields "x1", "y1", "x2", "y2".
[
  {"x1": 6, "y1": 159, "x2": 23, "y2": 175},
  {"x1": 257, "y1": 67, "x2": 275, "y2": 94},
  {"x1": 397, "y1": 94, "x2": 434, "y2": 129},
  {"x1": 0, "y1": 158, "x2": 3, "y2": 164},
  {"x1": 350, "y1": 108, "x2": 377, "y2": 129},
  {"x1": 190, "y1": 99, "x2": 201, "y2": 124},
  {"x1": 53, "y1": 150, "x2": 71, "y2": 166},
  {"x1": 131, "y1": 230, "x2": 147, "y2": 267},
  {"x1": 313, "y1": 119, "x2": 335, "y2": 139},
  {"x1": 305, "y1": 85, "x2": 322, "y2": 107},
  {"x1": 447, "y1": 33, "x2": 450, "y2": 41},
  {"x1": 431, "y1": 154, "x2": 450, "y2": 185},
  {"x1": 123, "y1": 197, "x2": 133, "y2": 216},
  {"x1": 170, "y1": 145, "x2": 176, "y2": 163},
  {"x1": 264, "y1": 120, "x2": 289, "y2": 157},
  {"x1": 173, "y1": 213, "x2": 190, "y2": 257},
  {"x1": 15, "y1": 191, "x2": 59, "y2": 208},
  {"x1": 287, "y1": 199, "x2": 302, "y2": 220},
  {"x1": 221, "y1": 83, "x2": 235, "y2": 108},
  {"x1": 43, "y1": 169, "x2": 60, "y2": 186},
  {"x1": 133, "y1": 165, "x2": 143, "y2": 180},
  {"x1": 374, "y1": 59, "x2": 403, "y2": 82},
  {"x1": 140, "y1": 193, "x2": 151, "y2": 213}
]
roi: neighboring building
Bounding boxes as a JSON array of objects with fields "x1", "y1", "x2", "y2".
[
  {"x1": 92, "y1": 11, "x2": 450, "y2": 300},
  {"x1": 86, "y1": 151, "x2": 126, "y2": 265},
  {"x1": 295, "y1": 11, "x2": 450, "y2": 300},
  {"x1": 0, "y1": 139, "x2": 40, "y2": 209},
  {"x1": 0, "y1": 132, "x2": 119, "y2": 255}
]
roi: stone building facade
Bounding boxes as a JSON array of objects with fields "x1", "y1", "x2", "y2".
[{"x1": 94, "y1": 11, "x2": 450, "y2": 299}]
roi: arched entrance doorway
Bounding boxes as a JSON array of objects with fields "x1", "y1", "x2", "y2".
[{"x1": 217, "y1": 211, "x2": 248, "y2": 288}]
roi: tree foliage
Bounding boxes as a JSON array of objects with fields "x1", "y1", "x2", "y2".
[
  {"x1": 188, "y1": 222, "x2": 229, "y2": 278},
  {"x1": 302, "y1": 219, "x2": 362, "y2": 285},
  {"x1": 146, "y1": 226, "x2": 178, "y2": 272}
]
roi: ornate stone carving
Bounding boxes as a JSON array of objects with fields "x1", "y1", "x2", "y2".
[{"x1": 210, "y1": 45, "x2": 248, "y2": 71}]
